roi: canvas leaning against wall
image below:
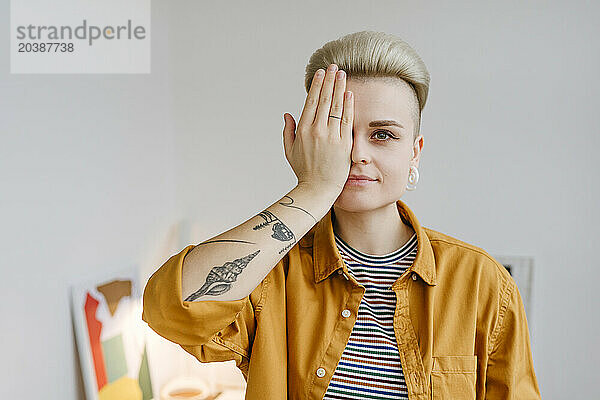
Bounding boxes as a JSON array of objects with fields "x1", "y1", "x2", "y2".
[{"x1": 70, "y1": 268, "x2": 154, "y2": 400}]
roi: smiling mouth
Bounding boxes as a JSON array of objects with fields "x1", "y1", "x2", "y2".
[{"x1": 344, "y1": 179, "x2": 378, "y2": 187}]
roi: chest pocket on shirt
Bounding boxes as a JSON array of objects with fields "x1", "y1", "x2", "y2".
[{"x1": 430, "y1": 355, "x2": 477, "y2": 400}]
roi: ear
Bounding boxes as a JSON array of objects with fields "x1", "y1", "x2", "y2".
[{"x1": 411, "y1": 135, "x2": 424, "y2": 167}]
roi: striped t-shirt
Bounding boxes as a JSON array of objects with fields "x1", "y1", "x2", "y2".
[{"x1": 323, "y1": 228, "x2": 418, "y2": 400}]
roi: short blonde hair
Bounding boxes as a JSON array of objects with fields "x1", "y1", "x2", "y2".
[{"x1": 304, "y1": 31, "x2": 431, "y2": 140}]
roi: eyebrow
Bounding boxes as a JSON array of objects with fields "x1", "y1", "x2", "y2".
[{"x1": 369, "y1": 120, "x2": 404, "y2": 129}]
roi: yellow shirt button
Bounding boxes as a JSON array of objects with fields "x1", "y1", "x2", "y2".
[{"x1": 316, "y1": 367, "x2": 326, "y2": 377}]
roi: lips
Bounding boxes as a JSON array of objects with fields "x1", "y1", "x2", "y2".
[{"x1": 348, "y1": 175, "x2": 377, "y2": 181}]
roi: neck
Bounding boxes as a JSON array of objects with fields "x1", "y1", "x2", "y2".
[{"x1": 332, "y1": 202, "x2": 415, "y2": 256}]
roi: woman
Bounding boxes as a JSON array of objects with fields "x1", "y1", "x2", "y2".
[{"x1": 142, "y1": 31, "x2": 541, "y2": 399}]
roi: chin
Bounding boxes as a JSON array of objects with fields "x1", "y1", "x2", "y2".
[
  {"x1": 333, "y1": 187, "x2": 404, "y2": 211},
  {"x1": 333, "y1": 192, "x2": 381, "y2": 212}
]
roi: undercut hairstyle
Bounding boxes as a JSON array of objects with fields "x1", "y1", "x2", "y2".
[{"x1": 304, "y1": 31, "x2": 431, "y2": 141}]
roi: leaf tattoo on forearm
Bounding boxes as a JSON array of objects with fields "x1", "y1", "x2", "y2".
[
  {"x1": 253, "y1": 210, "x2": 296, "y2": 254},
  {"x1": 184, "y1": 250, "x2": 260, "y2": 301}
]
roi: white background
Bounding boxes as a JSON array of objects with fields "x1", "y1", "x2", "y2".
[{"x1": 1, "y1": 0, "x2": 598, "y2": 398}]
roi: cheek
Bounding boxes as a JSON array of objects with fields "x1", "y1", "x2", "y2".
[
  {"x1": 379, "y1": 163, "x2": 407, "y2": 182},
  {"x1": 376, "y1": 152, "x2": 412, "y2": 182}
]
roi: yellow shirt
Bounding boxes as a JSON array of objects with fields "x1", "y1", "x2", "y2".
[{"x1": 142, "y1": 199, "x2": 541, "y2": 399}]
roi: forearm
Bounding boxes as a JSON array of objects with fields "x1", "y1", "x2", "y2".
[{"x1": 181, "y1": 183, "x2": 337, "y2": 302}]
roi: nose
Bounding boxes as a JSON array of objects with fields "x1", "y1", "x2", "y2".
[{"x1": 350, "y1": 137, "x2": 371, "y2": 164}]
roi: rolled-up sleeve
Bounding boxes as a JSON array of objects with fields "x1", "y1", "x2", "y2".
[
  {"x1": 485, "y1": 279, "x2": 542, "y2": 399},
  {"x1": 141, "y1": 244, "x2": 271, "y2": 368}
]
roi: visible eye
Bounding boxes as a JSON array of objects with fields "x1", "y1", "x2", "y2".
[{"x1": 371, "y1": 130, "x2": 398, "y2": 141}]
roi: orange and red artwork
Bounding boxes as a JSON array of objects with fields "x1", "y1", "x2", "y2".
[{"x1": 71, "y1": 272, "x2": 154, "y2": 400}]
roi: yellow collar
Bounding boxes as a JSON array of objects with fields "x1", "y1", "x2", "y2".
[{"x1": 304, "y1": 199, "x2": 437, "y2": 287}]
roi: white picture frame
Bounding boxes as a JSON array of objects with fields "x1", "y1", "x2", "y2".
[{"x1": 70, "y1": 266, "x2": 154, "y2": 400}]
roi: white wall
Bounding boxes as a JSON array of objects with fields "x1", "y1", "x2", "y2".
[
  {"x1": 1, "y1": 0, "x2": 598, "y2": 398},
  {"x1": 0, "y1": 0, "x2": 181, "y2": 398}
]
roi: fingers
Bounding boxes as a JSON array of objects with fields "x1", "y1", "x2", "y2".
[
  {"x1": 314, "y1": 64, "x2": 339, "y2": 126},
  {"x1": 328, "y1": 69, "x2": 346, "y2": 129},
  {"x1": 340, "y1": 90, "x2": 354, "y2": 141},
  {"x1": 298, "y1": 68, "x2": 325, "y2": 128}
]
